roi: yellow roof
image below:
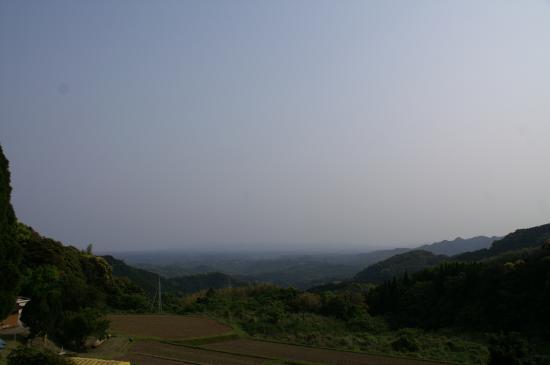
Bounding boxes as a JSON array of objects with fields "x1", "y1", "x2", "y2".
[{"x1": 71, "y1": 357, "x2": 130, "y2": 365}]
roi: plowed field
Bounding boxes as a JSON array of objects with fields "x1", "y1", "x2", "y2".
[{"x1": 108, "y1": 315, "x2": 232, "y2": 340}]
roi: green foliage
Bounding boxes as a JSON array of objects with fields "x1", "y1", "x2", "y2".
[
  {"x1": 391, "y1": 328, "x2": 420, "y2": 352},
  {"x1": 0, "y1": 145, "x2": 21, "y2": 319},
  {"x1": 368, "y1": 247, "x2": 550, "y2": 335},
  {"x1": 109, "y1": 277, "x2": 150, "y2": 311},
  {"x1": 354, "y1": 250, "x2": 447, "y2": 284},
  {"x1": 15, "y1": 224, "x2": 148, "y2": 348},
  {"x1": 7, "y1": 347, "x2": 72, "y2": 365},
  {"x1": 488, "y1": 333, "x2": 550, "y2": 365},
  {"x1": 102, "y1": 255, "x2": 243, "y2": 302},
  {"x1": 57, "y1": 308, "x2": 109, "y2": 350},
  {"x1": 177, "y1": 285, "x2": 487, "y2": 364}
]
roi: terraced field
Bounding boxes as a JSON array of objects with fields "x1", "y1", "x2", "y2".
[
  {"x1": 205, "y1": 339, "x2": 446, "y2": 365},
  {"x1": 129, "y1": 340, "x2": 266, "y2": 365},
  {"x1": 108, "y1": 315, "x2": 232, "y2": 340},
  {"x1": 97, "y1": 315, "x2": 449, "y2": 365}
]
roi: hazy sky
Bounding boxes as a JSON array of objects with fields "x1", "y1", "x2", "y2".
[{"x1": 1, "y1": 0, "x2": 550, "y2": 252}]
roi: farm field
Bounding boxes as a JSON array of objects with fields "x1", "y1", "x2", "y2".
[
  {"x1": 123, "y1": 353, "x2": 196, "y2": 365},
  {"x1": 108, "y1": 315, "x2": 232, "y2": 340},
  {"x1": 97, "y1": 315, "x2": 450, "y2": 365},
  {"x1": 204, "y1": 339, "x2": 448, "y2": 365},
  {"x1": 128, "y1": 340, "x2": 266, "y2": 365}
]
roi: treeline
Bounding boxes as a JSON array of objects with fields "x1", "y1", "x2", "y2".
[
  {"x1": 0, "y1": 145, "x2": 20, "y2": 319},
  {"x1": 16, "y1": 224, "x2": 149, "y2": 349},
  {"x1": 176, "y1": 285, "x2": 488, "y2": 364},
  {"x1": 367, "y1": 244, "x2": 550, "y2": 335},
  {"x1": 353, "y1": 250, "x2": 448, "y2": 283},
  {"x1": 455, "y1": 224, "x2": 550, "y2": 262}
]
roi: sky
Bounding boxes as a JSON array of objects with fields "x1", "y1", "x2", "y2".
[{"x1": 1, "y1": 0, "x2": 550, "y2": 252}]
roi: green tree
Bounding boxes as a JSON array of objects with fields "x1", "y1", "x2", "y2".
[
  {"x1": 20, "y1": 266, "x2": 64, "y2": 339},
  {"x1": 58, "y1": 308, "x2": 109, "y2": 350},
  {"x1": 0, "y1": 145, "x2": 21, "y2": 318},
  {"x1": 488, "y1": 333, "x2": 535, "y2": 365}
]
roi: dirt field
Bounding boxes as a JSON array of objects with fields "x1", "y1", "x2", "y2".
[
  {"x1": 128, "y1": 340, "x2": 267, "y2": 365},
  {"x1": 123, "y1": 353, "x2": 197, "y2": 365},
  {"x1": 205, "y1": 339, "x2": 449, "y2": 365},
  {"x1": 108, "y1": 315, "x2": 232, "y2": 340},
  {"x1": 101, "y1": 315, "x2": 449, "y2": 365}
]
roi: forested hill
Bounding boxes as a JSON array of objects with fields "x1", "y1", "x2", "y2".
[
  {"x1": 353, "y1": 250, "x2": 448, "y2": 283},
  {"x1": 103, "y1": 255, "x2": 243, "y2": 297},
  {"x1": 368, "y1": 241, "x2": 550, "y2": 335},
  {"x1": 351, "y1": 226, "x2": 547, "y2": 285},
  {"x1": 454, "y1": 222, "x2": 550, "y2": 262},
  {"x1": 0, "y1": 145, "x2": 19, "y2": 319},
  {"x1": 349, "y1": 235, "x2": 497, "y2": 285}
]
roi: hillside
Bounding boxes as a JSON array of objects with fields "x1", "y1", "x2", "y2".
[
  {"x1": 103, "y1": 255, "x2": 243, "y2": 297},
  {"x1": 127, "y1": 252, "x2": 394, "y2": 289},
  {"x1": 353, "y1": 250, "x2": 448, "y2": 283},
  {"x1": 0, "y1": 145, "x2": 20, "y2": 319},
  {"x1": 454, "y1": 223, "x2": 550, "y2": 261},
  {"x1": 368, "y1": 243, "x2": 550, "y2": 335}
]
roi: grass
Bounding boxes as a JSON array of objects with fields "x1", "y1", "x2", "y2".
[{"x1": 0, "y1": 335, "x2": 26, "y2": 365}]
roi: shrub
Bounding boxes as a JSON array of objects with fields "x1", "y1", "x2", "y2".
[
  {"x1": 391, "y1": 328, "x2": 420, "y2": 352},
  {"x1": 347, "y1": 314, "x2": 389, "y2": 334},
  {"x1": 488, "y1": 332, "x2": 536, "y2": 365},
  {"x1": 7, "y1": 347, "x2": 72, "y2": 365}
]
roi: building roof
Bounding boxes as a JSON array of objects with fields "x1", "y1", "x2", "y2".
[
  {"x1": 71, "y1": 358, "x2": 130, "y2": 365},
  {"x1": 0, "y1": 313, "x2": 19, "y2": 329}
]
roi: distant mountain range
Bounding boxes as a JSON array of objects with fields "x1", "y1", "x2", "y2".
[
  {"x1": 454, "y1": 223, "x2": 550, "y2": 261},
  {"x1": 417, "y1": 235, "x2": 500, "y2": 256},
  {"x1": 114, "y1": 235, "x2": 501, "y2": 290},
  {"x1": 352, "y1": 224, "x2": 550, "y2": 285},
  {"x1": 350, "y1": 235, "x2": 499, "y2": 283}
]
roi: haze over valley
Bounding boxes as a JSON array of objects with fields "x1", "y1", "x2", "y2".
[{"x1": 2, "y1": 1, "x2": 550, "y2": 364}]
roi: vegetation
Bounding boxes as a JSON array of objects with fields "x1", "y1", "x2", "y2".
[
  {"x1": 103, "y1": 255, "x2": 242, "y2": 299},
  {"x1": 0, "y1": 145, "x2": 21, "y2": 319},
  {"x1": 353, "y1": 250, "x2": 448, "y2": 283},
  {"x1": 368, "y1": 244, "x2": 550, "y2": 336},
  {"x1": 455, "y1": 224, "x2": 550, "y2": 262},
  {"x1": 6, "y1": 347, "x2": 72, "y2": 365},
  {"x1": 15, "y1": 224, "x2": 149, "y2": 349},
  {"x1": 175, "y1": 285, "x2": 488, "y2": 364}
]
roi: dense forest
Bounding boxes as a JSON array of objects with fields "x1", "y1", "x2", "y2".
[
  {"x1": 353, "y1": 250, "x2": 448, "y2": 283},
  {"x1": 0, "y1": 145, "x2": 20, "y2": 320}
]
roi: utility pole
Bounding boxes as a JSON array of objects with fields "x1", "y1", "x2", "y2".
[{"x1": 158, "y1": 275, "x2": 162, "y2": 313}]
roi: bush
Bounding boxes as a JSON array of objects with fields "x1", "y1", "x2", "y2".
[
  {"x1": 347, "y1": 314, "x2": 389, "y2": 334},
  {"x1": 7, "y1": 347, "x2": 72, "y2": 365},
  {"x1": 488, "y1": 332, "x2": 540, "y2": 365},
  {"x1": 391, "y1": 328, "x2": 420, "y2": 352}
]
